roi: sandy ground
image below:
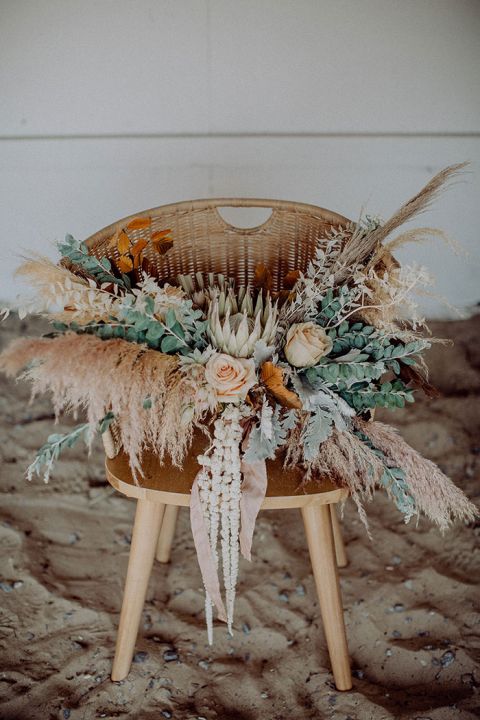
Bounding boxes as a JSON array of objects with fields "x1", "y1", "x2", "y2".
[{"x1": 0, "y1": 314, "x2": 479, "y2": 720}]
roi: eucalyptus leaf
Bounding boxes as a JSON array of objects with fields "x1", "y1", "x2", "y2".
[
  {"x1": 146, "y1": 323, "x2": 165, "y2": 342},
  {"x1": 164, "y1": 307, "x2": 178, "y2": 328},
  {"x1": 161, "y1": 335, "x2": 184, "y2": 353}
]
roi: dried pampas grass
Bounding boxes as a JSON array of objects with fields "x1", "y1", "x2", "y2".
[
  {"x1": 310, "y1": 430, "x2": 385, "y2": 532},
  {"x1": 15, "y1": 255, "x2": 118, "y2": 323},
  {"x1": 355, "y1": 418, "x2": 478, "y2": 530},
  {"x1": 0, "y1": 333, "x2": 215, "y2": 478},
  {"x1": 334, "y1": 163, "x2": 467, "y2": 284},
  {"x1": 16, "y1": 254, "x2": 87, "y2": 287},
  {"x1": 383, "y1": 227, "x2": 462, "y2": 256},
  {"x1": 284, "y1": 426, "x2": 383, "y2": 532},
  {"x1": 283, "y1": 416, "x2": 477, "y2": 533}
]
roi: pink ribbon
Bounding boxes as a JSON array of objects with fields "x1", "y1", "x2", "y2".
[
  {"x1": 189, "y1": 475, "x2": 227, "y2": 623},
  {"x1": 239, "y1": 459, "x2": 268, "y2": 561}
]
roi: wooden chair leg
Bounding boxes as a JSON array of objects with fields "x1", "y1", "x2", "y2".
[
  {"x1": 330, "y1": 504, "x2": 348, "y2": 568},
  {"x1": 112, "y1": 499, "x2": 165, "y2": 682},
  {"x1": 156, "y1": 505, "x2": 179, "y2": 563},
  {"x1": 301, "y1": 503, "x2": 352, "y2": 691}
]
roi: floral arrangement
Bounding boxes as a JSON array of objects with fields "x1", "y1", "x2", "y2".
[{"x1": 0, "y1": 164, "x2": 477, "y2": 641}]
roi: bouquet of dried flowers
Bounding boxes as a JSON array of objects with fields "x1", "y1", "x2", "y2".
[{"x1": 1, "y1": 164, "x2": 477, "y2": 640}]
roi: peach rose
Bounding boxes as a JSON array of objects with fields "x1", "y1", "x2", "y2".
[
  {"x1": 205, "y1": 353, "x2": 256, "y2": 403},
  {"x1": 284, "y1": 322, "x2": 333, "y2": 368}
]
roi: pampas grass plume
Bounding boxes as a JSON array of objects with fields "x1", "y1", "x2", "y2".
[
  {"x1": 355, "y1": 418, "x2": 478, "y2": 530},
  {"x1": 0, "y1": 333, "x2": 214, "y2": 479}
]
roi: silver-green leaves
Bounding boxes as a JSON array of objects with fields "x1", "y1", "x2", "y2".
[
  {"x1": 26, "y1": 412, "x2": 114, "y2": 483},
  {"x1": 58, "y1": 234, "x2": 129, "y2": 289}
]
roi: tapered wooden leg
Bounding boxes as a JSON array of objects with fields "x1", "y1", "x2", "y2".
[
  {"x1": 302, "y1": 503, "x2": 352, "y2": 691},
  {"x1": 330, "y1": 504, "x2": 348, "y2": 568},
  {"x1": 112, "y1": 499, "x2": 165, "y2": 681},
  {"x1": 156, "y1": 505, "x2": 179, "y2": 563}
]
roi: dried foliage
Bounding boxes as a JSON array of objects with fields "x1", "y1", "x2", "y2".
[
  {"x1": 0, "y1": 333, "x2": 215, "y2": 478},
  {"x1": 333, "y1": 163, "x2": 467, "y2": 283},
  {"x1": 355, "y1": 418, "x2": 478, "y2": 530},
  {"x1": 109, "y1": 220, "x2": 173, "y2": 274},
  {"x1": 0, "y1": 164, "x2": 475, "y2": 535},
  {"x1": 284, "y1": 425, "x2": 382, "y2": 531},
  {"x1": 260, "y1": 361, "x2": 302, "y2": 409}
]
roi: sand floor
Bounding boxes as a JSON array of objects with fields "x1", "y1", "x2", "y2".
[{"x1": 0, "y1": 315, "x2": 479, "y2": 720}]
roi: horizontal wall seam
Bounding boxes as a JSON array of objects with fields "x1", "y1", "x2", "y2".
[{"x1": 0, "y1": 132, "x2": 480, "y2": 142}]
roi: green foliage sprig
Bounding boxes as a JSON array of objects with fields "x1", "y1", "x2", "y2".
[
  {"x1": 301, "y1": 408, "x2": 334, "y2": 461},
  {"x1": 303, "y1": 317, "x2": 428, "y2": 412},
  {"x1": 27, "y1": 412, "x2": 115, "y2": 483},
  {"x1": 327, "y1": 318, "x2": 429, "y2": 365},
  {"x1": 52, "y1": 295, "x2": 209, "y2": 355},
  {"x1": 316, "y1": 286, "x2": 354, "y2": 325},
  {"x1": 339, "y1": 380, "x2": 414, "y2": 411},
  {"x1": 243, "y1": 406, "x2": 297, "y2": 463},
  {"x1": 58, "y1": 234, "x2": 130, "y2": 289},
  {"x1": 355, "y1": 430, "x2": 416, "y2": 522}
]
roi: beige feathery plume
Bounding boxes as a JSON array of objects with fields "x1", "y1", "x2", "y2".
[
  {"x1": 15, "y1": 255, "x2": 119, "y2": 322},
  {"x1": 334, "y1": 163, "x2": 468, "y2": 283},
  {"x1": 309, "y1": 429, "x2": 384, "y2": 533},
  {"x1": 16, "y1": 254, "x2": 89, "y2": 290},
  {"x1": 0, "y1": 333, "x2": 215, "y2": 479},
  {"x1": 355, "y1": 418, "x2": 478, "y2": 530},
  {"x1": 283, "y1": 425, "x2": 382, "y2": 532}
]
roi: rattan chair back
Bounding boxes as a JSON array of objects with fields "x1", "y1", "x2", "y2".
[{"x1": 85, "y1": 198, "x2": 350, "y2": 291}]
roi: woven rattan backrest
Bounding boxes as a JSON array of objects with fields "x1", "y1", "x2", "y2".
[{"x1": 85, "y1": 198, "x2": 350, "y2": 291}]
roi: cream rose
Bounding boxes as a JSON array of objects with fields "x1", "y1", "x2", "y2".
[
  {"x1": 205, "y1": 353, "x2": 256, "y2": 403},
  {"x1": 284, "y1": 322, "x2": 333, "y2": 368}
]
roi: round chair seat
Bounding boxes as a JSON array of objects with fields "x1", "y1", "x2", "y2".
[{"x1": 106, "y1": 443, "x2": 348, "y2": 509}]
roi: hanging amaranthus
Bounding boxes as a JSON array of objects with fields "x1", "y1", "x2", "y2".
[{"x1": 195, "y1": 405, "x2": 243, "y2": 641}]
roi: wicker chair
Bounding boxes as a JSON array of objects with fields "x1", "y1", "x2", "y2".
[{"x1": 86, "y1": 198, "x2": 353, "y2": 691}]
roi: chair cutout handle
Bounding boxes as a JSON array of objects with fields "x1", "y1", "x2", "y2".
[{"x1": 215, "y1": 206, "x2": 275, "y2": 231}]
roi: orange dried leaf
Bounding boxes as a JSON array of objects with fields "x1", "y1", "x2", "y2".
[
  {"x1": 253, "y1": 263, "x2": 273, "y2": 292},
  {"x1": 261, "y1": 361, "x2": 302, "y2": 409},
  {"x1": 141, "y1": 256, "x2": 153, "y2": 274},
  {"x1": 283, "y1": 269, "x2": 300, "y2": 289},
  {"x1": 151, "y1": 229, "x2": 172, "y2": 242},
  {"x1": 275, "y1": 289, "x2": 296, "y2": 306},
  {"x1": 153, "y1": 238, "x2": 174, "y2": 255},
  {"x1": 117, "y1": 231, "x2": 131, "y2": 255},
  {"x1": 108, "y1": 230, "x2": 120, "y2": 248},
  {"x1": 116, "y1": 255, "x2": 133, "y2": 273},
  {"x1": 126, "y1": 217, "x2": 151, "y2": 231},
  {"x1": 131, "y1": 239, "x2": 148, "y2": 257}
]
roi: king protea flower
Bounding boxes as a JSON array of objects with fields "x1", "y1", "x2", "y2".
[{"x1": 207, "y1": 290, "x2": 278, "y2": 358}]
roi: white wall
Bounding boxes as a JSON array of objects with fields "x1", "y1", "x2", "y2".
[{"x1": 1, "y1": 0, "x2": 479, "y2": 315}]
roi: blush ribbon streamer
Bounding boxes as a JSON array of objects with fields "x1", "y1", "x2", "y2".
[
  {"x1": 189, "y1": 475, "x2": 227, "y2": 623},
  {"x1": 239, "y1": 458, "x2": 268, "y2": 561}
]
